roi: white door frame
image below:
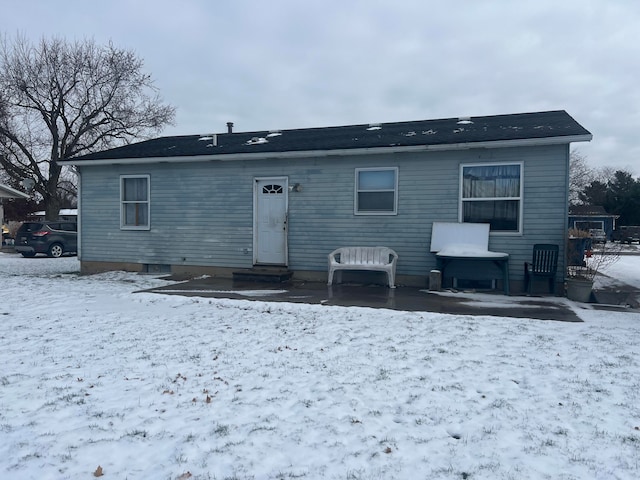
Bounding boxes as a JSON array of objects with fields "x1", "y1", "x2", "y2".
[{"x1": 253, "y1": 176, "x2": 289, "y2": 265}]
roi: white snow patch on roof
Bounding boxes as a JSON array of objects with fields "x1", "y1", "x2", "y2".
[{"x1": 246, "y1": 137, "x2": 269, "y2": 145}]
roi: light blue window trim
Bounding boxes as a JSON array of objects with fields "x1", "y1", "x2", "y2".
[
  {"x1": 459, "y1": 162, "x2": 523, "y2": 235},
  {"x1": 355, "y1": 167, "x2": 398, "y2": 215},
  {"x1": 120, "y1": 174, "x2": 150, "y2": 230}
]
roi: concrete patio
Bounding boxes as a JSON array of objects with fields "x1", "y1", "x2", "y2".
[{"x1": 137, "y1": 275, "x2": 640, "y2": 322}]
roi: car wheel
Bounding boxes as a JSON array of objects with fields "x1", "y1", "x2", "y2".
[
  {"x1": 21, "y1": 252, "x2": 36, "y2": 258},
  {"x1": 48, "y1": 243, "x2": 64, "y2": 258}
]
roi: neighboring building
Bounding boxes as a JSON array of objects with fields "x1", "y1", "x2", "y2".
[
  {"x1": 568, "y1": 205, "x2": 618, "y2": 240},
  {"x1": 29, "y1": 209, "x2": 78, "y2": 222},
  {"x1": 0, "y1": 183, "x2": 29, "y2": 199},
  {"x1": 1, "y1": 183, "x2": 30, "y2": 244},
  {"x1": 60, "y1": 110, "x2": 592, "y2": 293}
]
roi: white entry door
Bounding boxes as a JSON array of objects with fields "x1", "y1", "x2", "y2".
[{"x1": 254, "y1": 177, "x2": 288, "y2": 265}]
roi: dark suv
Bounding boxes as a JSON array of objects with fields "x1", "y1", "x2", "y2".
[{"x1": 15, "y1": 221, "x2": 77, "y2": 258}]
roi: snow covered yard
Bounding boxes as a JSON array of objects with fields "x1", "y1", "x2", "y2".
[{"x1": 1, "y1": 254, "x2": 640, "y2": 480}]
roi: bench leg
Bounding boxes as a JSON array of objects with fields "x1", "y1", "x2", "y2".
[
  {"x1": 329, "y1": 268, "x2": 395, "y2": 287},
  {"x1": 501, "y1": 260, "x2": 510, "y2": 295},
  {"x1": 327, "y1": 270, "x2": 343, "y2": 286}
]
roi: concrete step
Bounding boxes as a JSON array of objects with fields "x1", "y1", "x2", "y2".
[{"x1": 232, "y1": 267, "x2": 293, "y2": 283}]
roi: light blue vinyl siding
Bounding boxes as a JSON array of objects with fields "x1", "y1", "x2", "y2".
[{"x1": 78, "y1": 143, "x2": 569, "y2": 286}]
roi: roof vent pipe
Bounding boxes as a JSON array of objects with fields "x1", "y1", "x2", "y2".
[{"x1": 227, "y1": 122, "x2": 234, "y2": 134}]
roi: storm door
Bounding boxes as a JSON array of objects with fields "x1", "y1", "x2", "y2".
[{"x1": 254, "y1": 177, "x2": 288, "y2": 265}]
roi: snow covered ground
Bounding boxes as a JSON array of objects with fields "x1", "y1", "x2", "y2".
[{"x1": 1, "y1": 253, "x2": 639, "y2": 480}]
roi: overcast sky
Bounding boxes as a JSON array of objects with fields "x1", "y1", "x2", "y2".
[{"x1": 3, "y1": 0, "x2": 639, "y2": 172}]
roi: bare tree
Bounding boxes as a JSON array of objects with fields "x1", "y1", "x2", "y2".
[
  {"x1": 569, "y1": 149, "x2": 595, "y2": 205},
  {"x1": 0, "y1": 35, "x2": 175, "y2": 219}
]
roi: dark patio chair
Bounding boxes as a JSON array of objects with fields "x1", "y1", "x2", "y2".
[{"x1": 524, "y1": 244, "x2": 559, "y2": 294}]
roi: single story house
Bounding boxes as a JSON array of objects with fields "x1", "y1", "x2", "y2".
[
  {"x1": 60, "y1": 110, "x2": 592, "y2": 293},
  {"x1": 568, "y1": 205, "x2": 618, "y2": 240}
]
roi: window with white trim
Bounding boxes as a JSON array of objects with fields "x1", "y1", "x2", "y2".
[
  {"x1": 121, "y1": 175, "x2": 150, "y2": 229},
  {"x1": 355, "y1": 167, "x2": 398, "y2": 215},
  {"x1": 460, "y1": 163, "x2": 522, "y2": 233}
]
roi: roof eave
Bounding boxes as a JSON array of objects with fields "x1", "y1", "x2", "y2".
[
  {"x1": 59, "y1": 134, "x2": 593, "y2": 166},
  {"x1": 0, "y1": 184, "x2": 30, "y2": 199}
]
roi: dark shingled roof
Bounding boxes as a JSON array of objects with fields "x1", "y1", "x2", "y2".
[
  {"x1": 67, "y1": 110, "x2": 591, "y2": 162},
  {"x1": 569, "y1": 205, "x2": 611, "y2": 216}
]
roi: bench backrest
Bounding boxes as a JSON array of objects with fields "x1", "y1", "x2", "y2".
[
  {"x1": 334, "y1": 247, "x2": 396, "y2": 265},
  {"x1": 531, "y1": 244, "x2": 559, "y2": 274}
]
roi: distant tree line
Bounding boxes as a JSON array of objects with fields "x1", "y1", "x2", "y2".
[{"x1": 570, "y1": 151, "x2": 640, "y2": 226}]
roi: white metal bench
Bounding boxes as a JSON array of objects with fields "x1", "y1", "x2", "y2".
[{"x1": 328, "y1": 246, "x2": 398, "y2": 288}]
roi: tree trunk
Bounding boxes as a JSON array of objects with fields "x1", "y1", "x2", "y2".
[
  {"x1": 43, "y1": 160, "x2": 62, "y2": 219},
  {"x1": 44, "y1": 196, "x2": 61, "y2": 220}
]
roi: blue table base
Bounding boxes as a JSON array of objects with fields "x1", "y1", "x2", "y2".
[{"x1": 436, "y1": 254, "x2": 510, "y2": 295}]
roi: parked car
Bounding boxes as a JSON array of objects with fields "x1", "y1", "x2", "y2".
[
  {"x1": 15, "y1": 221, "x2": 77, "y2": 258},
  {"x1": 613, "y1": 226, "x2": 640, "y2": 244},
  {"x1": 588, "y1": 228, "x2": 607, "y2": 243}
]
